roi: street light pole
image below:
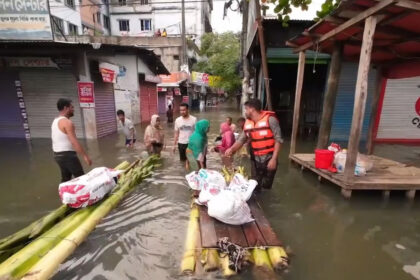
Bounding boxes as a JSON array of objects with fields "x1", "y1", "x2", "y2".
[{"x1": 181, "y1": 0, "x2": 187, "y2": 67}]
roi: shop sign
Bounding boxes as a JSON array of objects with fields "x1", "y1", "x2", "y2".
[
  {"x1": 99, "y1": 62, "x2": 119, "y2": 83},
  {"x1": 77, "y1": 82, "x2": 95, "y2": 108},
  {"x1": 146, "y1": 75, "x2": 162, "y2": 84},
  {"x1": 5, "y1": 57, "x2": 58, "y2": 68},
  {"x1": 182, "y1": 95, "x2": 189, "y2": 104},
  {"x1": 0, "y1": 0, "x2": 53, "y2": 40},
  {"x1": 158, "y1": 87, "x2": 167, "y2": 92},
  {"x1": 174, "y1": 88, "x2": 181, "y2": 95},
  {"x1": 412, "y1": 98, "x2": 420, "y2": 128}
]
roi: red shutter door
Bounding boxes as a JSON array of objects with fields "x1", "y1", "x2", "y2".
[{"x1": 140, "y1": 82, "x2": 157, "y2": 123}]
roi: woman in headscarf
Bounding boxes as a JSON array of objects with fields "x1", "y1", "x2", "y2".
[
  {"x1": 144, "y1": 114, "x2": 165, "y2": 156},
  {"x1": 214, "y1": 122, "x2": 235, "y2": 167},
  {"x1": 186, "y1": 119, "x2": 210, "y2": 171}
]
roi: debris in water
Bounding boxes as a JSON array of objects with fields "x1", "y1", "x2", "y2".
[
  {"x1": 396, "y1": 244, "x2": 407, "y2": 250},
  {"x1": 403, "y1": 262, "x2": 420, "y2": 280}
]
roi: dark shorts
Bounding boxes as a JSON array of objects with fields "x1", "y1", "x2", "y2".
[
  {"x1": 54, "y1": 151, "x2": 84, "y2": 182},
  {"x1": 178, "y1": 143, "x2": 188, "y2": 161},
  {"x1": 125, "y1": 139, "x2": 136, "y2": 145},
  {"x1": 251, "y1": 155, "x2": 277, "y2": 192}
]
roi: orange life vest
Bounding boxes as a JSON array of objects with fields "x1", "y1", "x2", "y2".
[{"x1": 243, "y1": 111, "x2": 277, "y2": 156}]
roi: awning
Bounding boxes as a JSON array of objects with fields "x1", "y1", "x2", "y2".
[
  {"x1": 157, "y1": 78, "x2": 187, "y2": 88},
  {"x1": 267, "y1": 48, "x2": 330, "y2": 64}
]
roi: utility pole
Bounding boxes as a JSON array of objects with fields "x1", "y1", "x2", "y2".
[{"x1": 181, "y1": 0, "x2": 187, "y2": 68}]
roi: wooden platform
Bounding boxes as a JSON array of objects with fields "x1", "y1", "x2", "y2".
[
  {"x1": 290, "y1": 153, "x2": 420, "y2": 198},
  {"x1": 198, "y1": 199, "x2": 282, "y2": 248}
]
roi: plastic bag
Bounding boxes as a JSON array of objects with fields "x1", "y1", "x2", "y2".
[
  {"x1": 207, "y1": 190, "x2": 254, "y2": 225},
  {"x1": 59, "y1": 167, "x2": 122, "y2": 208},
  {"x1": 334, "y1": 150, "x2": 347, "y2": 173},
  {"x1": 357, "y1": 154, "x2": 373, "y2": 171},
  {"x1": 185, "y1": 169, "x2": 227, "y2": 204},
  {"x1": 226, "y1": 173, "x2": 257, "y2": 201},
  {"x1": 328, "y1": 143, "x2": 341, "y2": 153},
  {"x1": 334, "y1": 150, "x2": 372, "y2": 175}
]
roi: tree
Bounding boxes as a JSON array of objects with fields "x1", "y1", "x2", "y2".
[
  {"x1": 261, "y1": 0, "x2": 341, "y2": 23},
  {"x1": 192, "y1": 32, "x2": 242, "y2": 94}
]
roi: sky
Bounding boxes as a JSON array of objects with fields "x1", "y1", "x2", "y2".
[{"x1": 211, "y1": 0, "x2": 325, "y2": 33}]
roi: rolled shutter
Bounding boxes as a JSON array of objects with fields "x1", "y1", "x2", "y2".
[
  {"x1": 94, "y1": 77, "x2": 117, "y2": 138},
  {"x1": 20, "y1": 69, "x2": 84, "y2": 138}
]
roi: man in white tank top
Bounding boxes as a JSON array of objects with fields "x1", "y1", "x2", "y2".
[{"x1": 52, "y1": 98, "x2": 92, "y2": 182}]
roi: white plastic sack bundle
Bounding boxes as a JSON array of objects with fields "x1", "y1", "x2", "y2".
[
  {"x1": 186, "y1": 169, "x2": 227, "y2": 204},
  {"x1": 207, "y1": 191, "x2": 254, "y2": 225},
  {"x1": 59, "y1": 167, "x2": 122, "y2": 208},
  {"x1": 334, "y1": 150, "x2": 372, "y2": 175},
  {"x1": 226, "y1": 173, "x2": 257, "y2": 201}
]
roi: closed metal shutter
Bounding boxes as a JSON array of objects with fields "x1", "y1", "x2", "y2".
[
  {"x1": 94, "y1": 76, "x2": 117, "y2": 138},
  {"x1": 20, "y1": 70, "x2": 84, "y2": 138},
  {"x1": 377, "y1": 77, "x2": 420, "y2": 140},
  {"x1": 0, "y1": 71, "x2": 25, "y2": 138},
  {"x1": 158, "y1": 92, "x2": 166, "y2": 114},
  {"x1": 140, "y1": 82, "x2": 158, "y2": 123},
  {"x1": 330, "y1": 63, "x2": 377, "y2": 142}
]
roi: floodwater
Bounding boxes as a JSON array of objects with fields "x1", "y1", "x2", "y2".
[{"x1": 1, "y1": 105, "x2": 420, "y2": 280}]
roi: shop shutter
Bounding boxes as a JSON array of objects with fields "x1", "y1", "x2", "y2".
[
  {"x1": 94, "y1": 77, "x2": 117, "y2": 138},
  {"x1": 20, "y1": 70, "x2": 84, "y2": 138},
  {"x1": 376, "y1": 77, "x2": 420, "y2": 140},
  {"x1": 0, "y1": 71, "x2": 25, "y2": 138},
  {"x1": 330, "y1": 63, "x2": 377, "y2": 142},
  {"x1": 158, "y1": 92, "x2": 166, "y2": 114}
]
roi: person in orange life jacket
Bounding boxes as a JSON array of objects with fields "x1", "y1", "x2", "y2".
[{"x1": 225, "y1": 99, "x2": 283, "y2": 192}]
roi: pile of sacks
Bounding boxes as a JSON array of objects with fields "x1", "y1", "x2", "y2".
[{"x1": 185, "y1": 169, "x2": 258, "y2": 225}]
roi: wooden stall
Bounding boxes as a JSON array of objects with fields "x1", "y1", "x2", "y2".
[{"x1": 286, "y1": 0, "x2": 420, "y2": 198}]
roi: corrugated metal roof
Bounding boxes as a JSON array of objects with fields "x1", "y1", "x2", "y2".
[{"x1": 267, "y1": 48, "x2": 330, "y2": 59}]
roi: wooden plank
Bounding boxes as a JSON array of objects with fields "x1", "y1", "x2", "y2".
[
  {"x1": 248, "y1": 200, "x2": 282, "y2": 247},
  {"x1": 366, "y1": 68, "x2": 383, "y2": 155},
  {"x1": 242, "y1": 221, "x2": 267, "y2": 247},
  {"x1": 395, "y1": 0, "x2": 420, "y2": 11},
  {"x1": 289, "y1": 51, "x2": 306, "y2": 155},
  {"x1": 294, "y1": 0, "x2": 394, "y2": 53},
  {"x1": 227, "y1": 225, "x2": 248, "y2": 248},
  {"x1": 317, "y1": 42, "x2": 343, "y2": 149},
  {"x1": 198, "y1": 206, "x2": 218, "y2": 248},
  {"x1": 214, "y1": 220, "x2": 230, "y2": 241},
  {"x1": 344, "y1": 16, "x2": 378, "y2": 182},
  {"x1": 257, "y1": 17, "x2": 273, "y2": 110}
]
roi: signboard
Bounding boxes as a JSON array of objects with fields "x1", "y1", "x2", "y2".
[
  {"x1": 157, "y1": 87, "x2": 167, "y2": 92},
  {"x1": 0, "y1": 0, "x2": 52, "y2": 40},
  {"x1": 191, "y1": 71, "x2": 222, "y2": 88},
  {"x1": 174, "y1": 88, "x2": 181, "y2": 96},
  {"x1": 14, "y1": 80, "x2": 31, "y2": 139},
  {"x1": 77, "y1": 82, "x2": 95, "y2": 108},
  {"x1": 182, "y1": 95, "x2": 189, "y2": 104},
  {"x1": 145, "y1": 75, "x2": 162, "y2": 84},
  {"x1": 99, "y1": 62, "x2": 119, "y2": 83},
  {"x1": 5, "y1": 57, "x2": 58, "y2": 68}
]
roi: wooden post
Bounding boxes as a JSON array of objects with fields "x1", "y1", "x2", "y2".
[
  {"x1": 344, "y1": 16, "x2": 378, "y2": 182},
  {"x1": 289, "y1": 51, "x2": 306, "y2": 156},
  {"x1": 366, "y1": 68, "x2": 383, "y2": 155},
  {"x1": 257, "y1": 18, "x2": 273, "y2": 110},
  {"x1": 317, "y1": 43, "x2": 343, "y2": 149}
]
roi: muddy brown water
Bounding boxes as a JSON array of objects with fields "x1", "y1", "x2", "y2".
[{"x1": 1, "y1": 106, "x2": 420, "y2": 280}]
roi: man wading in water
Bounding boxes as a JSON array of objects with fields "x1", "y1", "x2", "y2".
[
  {"x1": 173, "y1": 103, "x2": 197, "y2": 169},
  {"x1": 52, "y1": 98, "x2": 92, "y2": 182},
  {"x1": 225, "y1": 99, "x2": 283, "y2": 192}
]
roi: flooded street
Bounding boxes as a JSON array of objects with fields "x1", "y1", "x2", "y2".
[{"x1": 1, "y1": 105, "x2": 420, "y2": 280}]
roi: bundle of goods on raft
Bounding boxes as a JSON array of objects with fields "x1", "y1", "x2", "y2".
[
  {"x1": 315, "y1": 143, "x2": 374, "y2": 175},
  {"x1": 182, "y1": 166, "x2": 290, "y2": 277},
  {"x1": 0, "y1": 156, "x2": 161, "y2": 280}
]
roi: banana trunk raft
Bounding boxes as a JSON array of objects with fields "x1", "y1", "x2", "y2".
[
  {"x1": 0, "y1": 156, "x2": 160, "y2": 280},
  {"x1": 181, "y1": 198, "x2": 290, "y2": 278}
]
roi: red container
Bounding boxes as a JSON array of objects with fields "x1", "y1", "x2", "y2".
[{"x1": 315, "y1": 149, "x2": 335, "y2": 169}]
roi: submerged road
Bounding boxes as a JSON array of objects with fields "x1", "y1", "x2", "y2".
[{"x1": 0, "y1": 104, "x2": 420, "y2": 280}]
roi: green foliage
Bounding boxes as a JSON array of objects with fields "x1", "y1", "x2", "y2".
[
  {"x1": 268, "y1": 0, "x2": 341, "y2": 23},
  {"x1": 192, "y1": 32, "x2": 242, "y2": 94}
]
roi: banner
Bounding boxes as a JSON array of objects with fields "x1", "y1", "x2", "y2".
[
  {"x1": 191, "y1": 71, "x2": 221, "y2": 88},
  {"x1": 0, "y1": 0, "x2": 52, "y2": 40},
  {"x1": 77, "y1": 82, "x2": 95, "y2": 108},
  {"x1": 99, "y1": 62, "x2": 119, "y2": 83},
  {"x1": 182, "y1": 95, "x2": 189, "y2": 104}
]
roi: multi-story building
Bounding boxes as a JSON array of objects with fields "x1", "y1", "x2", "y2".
[
  {"x1": 80, "y1": 0, "x2": 111, "y2": 35},
  {"x1": 108, "y1": 0, "x2": 212, "y2": 40}
]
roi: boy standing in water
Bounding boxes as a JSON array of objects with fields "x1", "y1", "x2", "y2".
[
  {"x1": 173, "y1": 103, "x2": 197, "y2": 168},
  {"x1": 116, "y1": 110, "x2": 136, "y2": 148}
]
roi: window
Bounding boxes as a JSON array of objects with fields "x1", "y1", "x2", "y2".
[
  {"x1": 140, "y1": 19, "x2": 151, "y2": 31},
  {"x1": 92, "y1": 14, "x2": 95, "y2": 23},
  {"x1": 103, "y1": 15, "x2": 110, "y2": 29},
  {"x1": 140, "y1": 0, "x2": 148, "y2": 4},
  {"x1": 173, "y1": 55, "x2": 179, "y2": 60},
  {"x1": 96, "y1": 12, "x2": 101, "y2": 24},
  {"x1": 51, "y1": 16, "x2": 64, "y2": 35},
  {"x1": 65, "y1": 0, "x2": 75, "y2": 8},
  {"x1": 118, "y1": 0, "x2": 126, "y2": 6},
  {"x1": 68, "y1": 23, "x2": 78, "y2": 35},
  {"x1": 119, "y1": 20, "x2": 129, "y2": 31}
]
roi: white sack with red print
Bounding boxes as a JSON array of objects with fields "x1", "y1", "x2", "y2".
[{"x1": 58, "y1": 167, "x2": 123, "y2": 208}]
